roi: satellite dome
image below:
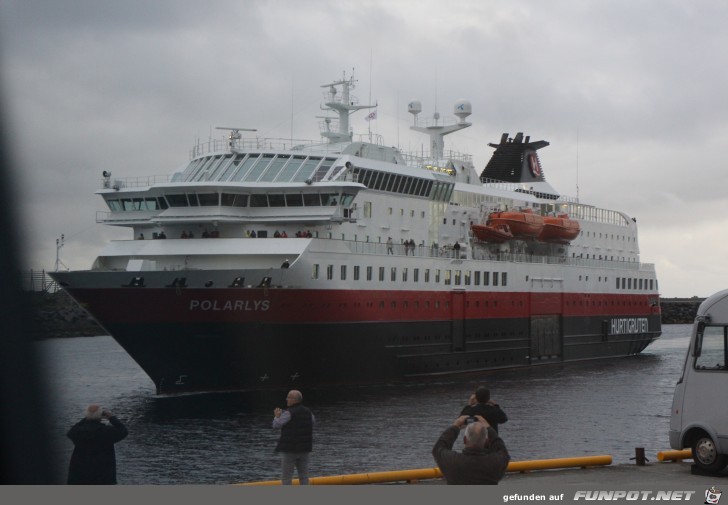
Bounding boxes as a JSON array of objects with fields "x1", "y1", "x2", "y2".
[
  {"x1": 454, "y1": 100, "x2": 472, "y2": 122},
  {"x1": 407, "y1": 100, "x2": 422, "y2": 116}
]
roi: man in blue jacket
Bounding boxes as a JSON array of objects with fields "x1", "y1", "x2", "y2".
[{"x1": 272, "y1": 390, "x2": 315, "y2": 485}]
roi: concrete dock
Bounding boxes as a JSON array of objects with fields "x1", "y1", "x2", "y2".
[{"x1": 495, "y1": 461, "x2": 727, "y2": 487}]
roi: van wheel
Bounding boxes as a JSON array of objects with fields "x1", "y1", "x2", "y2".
[{"x1": 692, "y1": 434, "x2": 728, "y2": 473}]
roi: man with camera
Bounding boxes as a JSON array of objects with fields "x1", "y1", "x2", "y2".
[
  {"x1": 272, "y1": 389, "x2": 315, "y2": 485},
  {"x1": 432, "y1": 414, "x2": 510, "y2": 485},
  {"x1": 460, "y1": 385, "x2": 508, "y2": 433},
  {"x1": 66, "y1": 404, "x2": 128, "y2": 484}
]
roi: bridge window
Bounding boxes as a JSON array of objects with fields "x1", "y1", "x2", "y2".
[
  {"x1": 303, "y1": 194, "x2": 322, "y2": 206},
  {"x1": 250, "y1": 194, "x2": 268, "y2": 207},
  {"x1": 197, "y1": 193, "x2": 219, "y2": 206},
  {"x1": 221, "y1": 193, "x2": 248, "y2": 207}
]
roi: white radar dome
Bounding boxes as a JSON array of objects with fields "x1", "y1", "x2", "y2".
[
  {"x1": 407, "y1": 100, "x2": 422, "y2": 116},
  {"x1": 454, "y1": 100, "x2": 472, "y2": 122}
]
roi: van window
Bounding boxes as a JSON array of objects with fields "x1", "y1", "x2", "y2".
[{"x1": 694, "y1": 325, "x2": 728, "y2": 370}]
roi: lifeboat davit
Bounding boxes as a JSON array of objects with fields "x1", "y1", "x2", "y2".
[
  {"x1": 487, "y1": 209, "x2": 544, "y2": 239},
  {"x1": 471, "y1": 223, "x2": 514, "y2": 243},
  {"x1": 539, "y1": 214, "x2": 580, "y2": 244}
]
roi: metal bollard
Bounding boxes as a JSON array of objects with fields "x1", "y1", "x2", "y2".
[{"x1": 634, "y1": 447, "x2": 646, "y2": 466}]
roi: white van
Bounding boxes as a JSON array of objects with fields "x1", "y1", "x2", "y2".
[{"x1": 669, "y1": 289, "x2": 728, "y2": 472}]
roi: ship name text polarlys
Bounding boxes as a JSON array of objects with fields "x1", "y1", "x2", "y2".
[
  {"x1": 189, "y1": 299, "x2": 271, "y2": 311},
  {"x1": 610, "y1": 318, "x2": 649, "y2": 335}
]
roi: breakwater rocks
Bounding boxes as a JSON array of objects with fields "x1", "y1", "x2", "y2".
[
  {"x1": 26, "y1": 291, "x2": 704, "y2": 339},
  {"x1": 25, "y1": 290, "x2": 106, "y2": 339},
  {"x1": 659, "y1": 297, "x2": 703, "y2": 324}
]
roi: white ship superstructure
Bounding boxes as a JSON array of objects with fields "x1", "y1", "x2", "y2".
[{"x1": 52, "y1": 73, "x2": 661, "y2": 394}]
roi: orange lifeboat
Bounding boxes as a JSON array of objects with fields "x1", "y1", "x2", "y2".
[
  {"x1": 539, "y1": 214, "x2": 580, "y2": 243},
  {"x1": 487, "y1": 209, "x2": 544, "y2": 239},
  {"x1": 471, "y1": 223, "x2": 513, "y2": 243}
]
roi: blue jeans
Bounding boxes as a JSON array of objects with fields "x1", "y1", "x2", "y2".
[{"x1": 281, "y1": 452, "x2": 310, "y2": 485}]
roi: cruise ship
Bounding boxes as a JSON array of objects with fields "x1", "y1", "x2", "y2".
[{"x1": 51, "y1": 73, "x2": 661, "y2": 395}]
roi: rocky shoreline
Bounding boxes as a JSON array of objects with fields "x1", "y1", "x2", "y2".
[
  {"x1": 26, "y1": 290, "x2": 106, "y2": 339},
  {"x1": 26, "y1": 291, "x2": 704, "y2": 340}
]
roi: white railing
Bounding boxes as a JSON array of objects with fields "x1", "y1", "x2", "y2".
[{"x1": 103, "y1": 175, "x2": 171, "y2": 190}]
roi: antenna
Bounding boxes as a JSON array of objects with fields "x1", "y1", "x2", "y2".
[
  {"x1": 215, "y1": 127, "x2": 257, "y2": 148},
  {"x1": 576, "y1": 128, "x2": 580, "y2": 202},
  {"x1": 55, "y1": 234, "x2": 68, "y2": 272}
]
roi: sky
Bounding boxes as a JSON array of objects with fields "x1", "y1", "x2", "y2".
[{"x1": 0, "y1": 0, "x2": 726, "y2": 298}]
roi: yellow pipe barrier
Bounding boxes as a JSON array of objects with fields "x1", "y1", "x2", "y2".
[
  {"x1": 237, "y1": 454, "x2": 612, "y2": 486},
  {"x1": 657, "y1": 449, "x2": 692, "y2": 461},
  {"x1": 507, "y1": 455, "x2": 612, "y2": 473}
]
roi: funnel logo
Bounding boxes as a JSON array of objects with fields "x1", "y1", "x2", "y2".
[{"x1": 706, "y1": 487, "x2": 722, "y2": 505}]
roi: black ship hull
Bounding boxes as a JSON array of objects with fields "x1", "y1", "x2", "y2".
[{"x1": 75, "y1": 294, "x2": 660, "y2": 394}]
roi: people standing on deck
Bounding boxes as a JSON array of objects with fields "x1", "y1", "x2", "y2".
[
  {"x1": 453, "y1": 241, "x2": 461, "y2": 257},
  {"x1": 387, "y1": 237, "x2": 393, "y2": 255},
  {"x1": 272, "y1": 390, "x2": 315, "y2": 485},
  {"x1": 460, "y1": 386, "x2": 508, "y2": 433}
]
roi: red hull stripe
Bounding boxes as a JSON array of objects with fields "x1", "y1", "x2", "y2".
[{"x1": 67, "y1": 288, "x2": 660, "y2": 325}]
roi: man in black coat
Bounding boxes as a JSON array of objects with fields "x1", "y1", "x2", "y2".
[
  {"x1": 432, "y1": 415, "x2": 510, "y2": 485},
  {"x1": 272, "y1": 390, "x2": 315, "y2": 485},
  {"x1": 460, "y1": 386, "x2": 508, "y2": 433},
  {"x1": 67, "y1": 404, "x2": 128, "y2": 484}
]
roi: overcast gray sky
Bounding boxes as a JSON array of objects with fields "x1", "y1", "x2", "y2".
[{"x1": 1, "y1": 0, "x2": 726, "y2": 298}]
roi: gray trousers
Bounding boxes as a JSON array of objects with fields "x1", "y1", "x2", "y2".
[{"x1": 280, "y1": 451, "x2": 310, "y2": 485}]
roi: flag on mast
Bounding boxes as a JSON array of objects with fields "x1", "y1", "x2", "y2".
[{"x1": 365, "y1": 110, "x2": 377, "y2": 121}]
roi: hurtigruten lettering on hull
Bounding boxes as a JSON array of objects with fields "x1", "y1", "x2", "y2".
[
  {"x1": 189, "y1": 299, "x2": 271, "y2": 311},
  {"x1": 610, "y1": 318, "x2": 649, "y2": 335}
]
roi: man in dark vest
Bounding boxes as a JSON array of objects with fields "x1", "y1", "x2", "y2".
[
  {"x1": 272, "y1": 389, "x2": 315, "y2": 484},
  {"x1": 67, "y1": 404, "x2": 128, "y2": 484}
]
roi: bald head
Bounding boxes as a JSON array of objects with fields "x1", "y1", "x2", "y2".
[
  {"x1": 464, "y1": 421, "x2": 488, "y2": 448},
  {"x1": 286, "y1": 390, "x2": 303, "y2": 406},
  {"x1": 84, "y1": 404, "x2": 102, "y2": 421}
]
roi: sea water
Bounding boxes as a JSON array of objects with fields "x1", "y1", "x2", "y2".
[{"x1": 37, "y1": 324, "x2": 691, "y2": 484}]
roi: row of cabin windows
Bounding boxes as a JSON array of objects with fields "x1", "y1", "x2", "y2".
[
  {"x1": 106, "y1": 192, "x2": 354, "y2": 211},
  {"x1": 312, "y1": 265, "x2": 507, "y2": 287},
  {"x1": 617, "y1": 277, "x2": 656, "y2": 291}
]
